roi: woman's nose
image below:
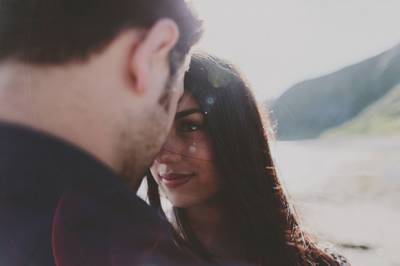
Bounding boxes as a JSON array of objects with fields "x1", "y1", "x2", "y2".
[{"x1": 157, "y1": 148, "x2": 183, "y2": 164}]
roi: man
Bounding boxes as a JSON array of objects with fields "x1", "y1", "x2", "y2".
[{"x1": 0, "y1": 0, "x2": 203, "y2": 265}]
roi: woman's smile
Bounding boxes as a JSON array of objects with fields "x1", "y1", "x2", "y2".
[{"x1": 159, "y1": 172, "x2": 195, "y2": 188}]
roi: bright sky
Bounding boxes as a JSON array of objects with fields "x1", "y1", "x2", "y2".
[{"x1": 192, "y1": 0, "x2": 400, "y2": 100}]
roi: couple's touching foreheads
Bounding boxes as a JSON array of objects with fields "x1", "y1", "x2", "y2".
[{"x1": 0, "y1": 0, "x2": 349, "y2": 265}]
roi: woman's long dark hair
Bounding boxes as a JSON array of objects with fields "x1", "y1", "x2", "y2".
[{"x1": 147, "y1": 53, "x2": 340, "y2": 266}]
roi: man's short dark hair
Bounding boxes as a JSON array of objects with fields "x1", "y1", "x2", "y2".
[{"x1": 0, "y1": 0, "x2": 203, "y2": 73}]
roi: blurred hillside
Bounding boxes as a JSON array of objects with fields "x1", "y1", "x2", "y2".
[
  {"x1": 324, "y1": 84, "x2": 400, "y2": 137},
  {"x1": 270, "y1": 43, "x2": 400, "y2": 140}
]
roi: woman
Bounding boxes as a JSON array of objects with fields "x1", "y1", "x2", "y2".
[{"x1": 147, "y1": 53, "x2": 350, "y2": 266}]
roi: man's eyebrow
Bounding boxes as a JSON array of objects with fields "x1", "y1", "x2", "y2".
[{"x1": 175, "y1": 108, "x2": 203, "y2": 119}]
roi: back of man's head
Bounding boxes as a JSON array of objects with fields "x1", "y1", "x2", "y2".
[
  {"x1": 0, "y1": 0, "x2": 202, "y2": 74},
  {"x1": 0, "y1": 0, "x2": 203, "y2": 183}
]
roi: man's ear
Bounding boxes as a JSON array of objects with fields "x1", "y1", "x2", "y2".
[{"x1": 129, "y1": 19, "x2": 180, "y2": 95}]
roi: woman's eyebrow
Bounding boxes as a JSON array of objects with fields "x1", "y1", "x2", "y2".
[{"x1": 175, "y1": 108, "x2": 203, "y2": 120}]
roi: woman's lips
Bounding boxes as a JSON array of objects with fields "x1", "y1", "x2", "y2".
[{"x1": 159, "y1": 173, "x2": 194, "y2": 188}]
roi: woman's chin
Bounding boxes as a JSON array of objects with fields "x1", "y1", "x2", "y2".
[
  {"x1": 166, "y1": 192, "x2": 220, "y2": 209},
  {"x1": 167, "y1": 196, "x2": 199, "y2": 209},
  {"x1": 169, "y1": 201, "x2": 194, "y2": 209}
]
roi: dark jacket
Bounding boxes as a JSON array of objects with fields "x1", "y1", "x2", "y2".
[{"x1": 0, "y1": 121, "x2": 200, "y2": 266}]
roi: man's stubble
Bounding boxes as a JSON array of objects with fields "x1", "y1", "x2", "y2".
[{"x1": 118, "y1": 75, "x2": 178, "y2": 191}]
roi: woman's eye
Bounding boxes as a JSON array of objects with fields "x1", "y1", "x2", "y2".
[{"x1": 180, "y1": 122, "x2": 201, "y2": 132}]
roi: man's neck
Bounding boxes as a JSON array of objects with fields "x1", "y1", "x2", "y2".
[{"x1": 0, "y1": 61, "x2": 119, "y2": 172}]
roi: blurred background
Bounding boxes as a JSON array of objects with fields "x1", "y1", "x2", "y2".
[{"x1": 193, "y1": 1, "x2": 400, "y2": 265}]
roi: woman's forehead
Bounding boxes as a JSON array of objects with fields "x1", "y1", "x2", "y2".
[{"x1": 177, "y1": 93, "x2": 199, "y2": 112}]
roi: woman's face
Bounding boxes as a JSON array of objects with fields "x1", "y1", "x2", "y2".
[{"x1": 150, "y1": 93, "x2": 220, "y2": 208}]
